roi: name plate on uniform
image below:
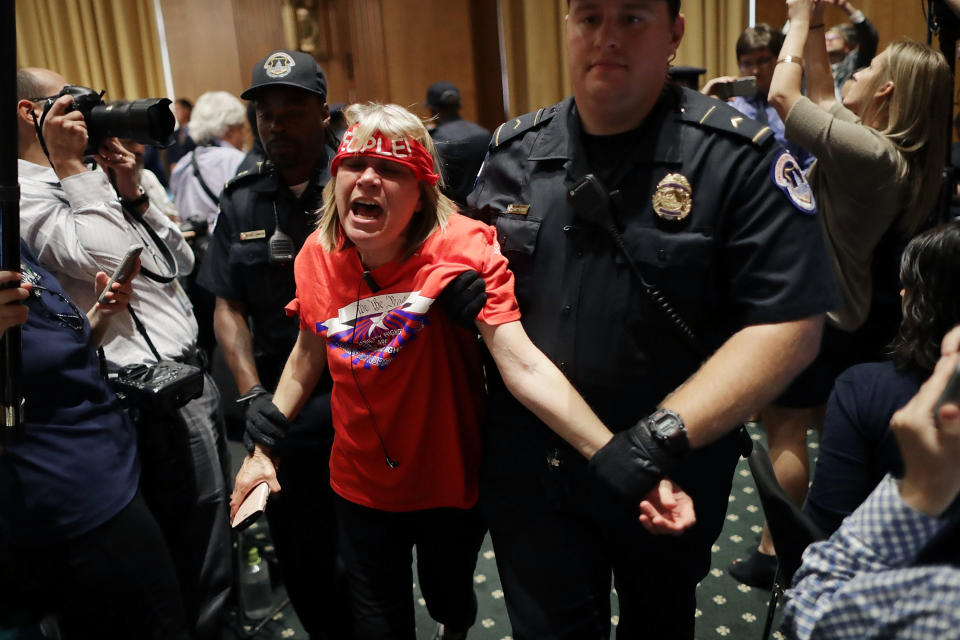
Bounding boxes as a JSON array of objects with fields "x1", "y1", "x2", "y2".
[
  {"x1": 239, "y1": 229, "x2": 267, "y2": 241},
  {"x1": 506, "y1": 204, "x2": 530, "y2": 216}
]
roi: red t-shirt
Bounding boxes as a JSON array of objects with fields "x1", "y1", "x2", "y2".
[{"x1": 287, "y1": 213, "x2": 521, "y2": 511}]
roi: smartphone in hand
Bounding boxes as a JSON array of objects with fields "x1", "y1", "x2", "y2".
[
  {"x1": 713, "y1": 76, "x2": 758, "y2": 100},
  {"x1": 232, "y1": 482, "x2": 270, "y2": 530},
  {"x1": 98, "y1": 244, "x2": 143, "y2": 304}
]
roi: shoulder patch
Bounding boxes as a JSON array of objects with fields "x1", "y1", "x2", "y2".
[
  {"x1": 223, "y1": 161, "x2": 268, "y2": 192},
  {"x1": 680, "y1": 95, "x2": 774, "y2": 147},
  {"x1": 770, "y1": 150, "x2": 817, "y2": 214},
  {"x1": 491, "y1": 107, "x2": 556, "y2": 149}
]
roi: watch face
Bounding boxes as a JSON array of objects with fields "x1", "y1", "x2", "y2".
[
  {"x1": 656, "y1": 418, "x2": 683, "y2": 439},
  {"x1": 651, "y1": 409, "x2": 689, "y2": 452}
]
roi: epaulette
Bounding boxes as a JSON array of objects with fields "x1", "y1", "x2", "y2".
[
  {"x1": 491, "y1": 107, "x2": 555, "y2": 149},
  {"x1": 679, "y1": 92, "x2": 774, "y2": 148},
  {"x1": 223, "y1": 160, "x2": 270, "y2": 192}
]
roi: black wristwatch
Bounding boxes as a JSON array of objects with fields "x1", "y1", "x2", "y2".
[
  {"x1": 645, "y1": 408, "x2": 690, "y2": 455},
  {"x1": 120, "y1": 186, "x2": 149, "y2": 210}
]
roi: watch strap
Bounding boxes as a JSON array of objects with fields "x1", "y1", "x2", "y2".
[{"x1": 120, "y1": 186, "x2": 149, "y2": 210}]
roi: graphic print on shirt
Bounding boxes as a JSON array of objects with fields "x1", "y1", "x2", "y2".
[{"x1": 319, "y1": 290, "x2": 435, "y2": 369}]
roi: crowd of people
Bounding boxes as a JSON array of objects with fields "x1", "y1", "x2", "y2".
[{"x1": 1, "y1": 0, "x2": 959, "y2": 639}]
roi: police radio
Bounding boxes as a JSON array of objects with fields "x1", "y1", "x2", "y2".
[
  {"x1": 268, "y1": 202, "x2": 296, "y2": 264},
  {"x1": 567, "y1": 174, "x2": 702, "y2": 357}
]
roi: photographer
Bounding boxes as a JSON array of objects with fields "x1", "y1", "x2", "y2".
[
  {"x1": 16, "y1": 67, "x2": 232, "y2": 639},
  {"x1": 0, "y1": 244, "x2": 190, "y2": 639}
]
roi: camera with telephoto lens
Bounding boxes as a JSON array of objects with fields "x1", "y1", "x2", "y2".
[{"x1": 41, "y1": 85, "x2": 176, "y2": 153}]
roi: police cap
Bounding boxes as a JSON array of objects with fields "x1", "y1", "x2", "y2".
[{"x1": 241, "y1": 50, "x2": 327, "y2": 100}]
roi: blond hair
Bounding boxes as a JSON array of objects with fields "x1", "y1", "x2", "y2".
[
  {"x1": 860, "y1": 40, "x2": 951, "y2": 234},
  {"x1": 317, "y1": 102, "x2": 456, "y2": 255}
]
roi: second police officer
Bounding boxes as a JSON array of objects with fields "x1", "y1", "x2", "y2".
[
  {"x1": 196, "y1": 49, "x2": 355, "y2": 639},
  {"x1": 467, "y1": 0, "x2": 842, "y2": 638}
]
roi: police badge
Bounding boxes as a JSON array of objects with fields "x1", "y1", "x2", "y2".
[
  {"x1": 652, "y1": 173, "x2": 693, "y2": 221},
  {"x1": 264, "y1": 52, "x2": 296, "y2": 78}
]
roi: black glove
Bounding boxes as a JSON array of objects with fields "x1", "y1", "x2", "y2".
[
  {"x1": 437, "y1": 270, "x2": 486, "y2": 329},
  {"x1": 242, "y1": 385, "x2": 290, "y2": 453},
  {"x1": 588, "y1": 417, "x2": 684, "y2": 503}
]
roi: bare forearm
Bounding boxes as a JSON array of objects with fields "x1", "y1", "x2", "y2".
[
  {"x1": 213, "y1": 298, "x2": 261, "y2": 394},
  {"x1": 768, "y1": 21, "x2": 808, "y2": 120},
  {"x1": 661, "y1": 317, "x2": 824, "y2": 448},
  {"x1": 480, "y1": 321, "x2": 613, "y2": 459},
  {"x1": 272, "y1": 329, "x2": 327, "y2": 421},
  {"x1": 803, "y1": 6, "x2": 837, "y2": 108}
]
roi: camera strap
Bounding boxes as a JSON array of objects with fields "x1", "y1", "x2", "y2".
[
  {"x1": 127, "y1": 306, "x2": 165, "y2": 363},
  {"x1": 31, "y1": 110, "x2": 55, "y2": 165},
  {"x1": 190, "y1": 149, "x2": 220, "y2": 207},
  {"x1": 120, "y1": 201, "x2": 179, "y2": 283},
  {"x1": 95, "y1": 307, "x2": 164, "y2": 381}
]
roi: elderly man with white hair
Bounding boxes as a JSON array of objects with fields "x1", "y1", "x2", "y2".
[{"x1": 170, "y1": 91, "x2": 247, "y2": 232}]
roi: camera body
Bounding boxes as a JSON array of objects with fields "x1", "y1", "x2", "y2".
[
  {"x1": 110, "y1": 361, "x2": 204, "y2": 413},
  {"x1": 43, "y1": 85, "x2": 176, "y2": 153}
]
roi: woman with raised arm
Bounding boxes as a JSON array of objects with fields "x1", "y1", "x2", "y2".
[{"x1": 729, "y1": 0, "x2": 953, "y2": 588}]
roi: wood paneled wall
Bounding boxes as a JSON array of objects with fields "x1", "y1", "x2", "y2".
[
  {"x1": 161, "y1": 0, "x2": 503, "y2": 129},
  {"x1": 160, "y1": 0, "x2": 288, "y2": 102},
  {"x1": 158, "y1": 0, "x2": 949, "y2": 128}
]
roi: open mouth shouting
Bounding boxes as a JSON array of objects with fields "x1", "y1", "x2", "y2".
[{"x1": 351, "y1": 198, "x2": 383, "y2": 220}]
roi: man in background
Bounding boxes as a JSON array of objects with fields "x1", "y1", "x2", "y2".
[
  {"x1": 426, "y1": 81, "x2": 490, "y2": 207},
  {"x1": 823, "y1": 0, "x2": 878, "y2": 93},
  {"x1": 702, "y1": 23, "x2": 815, "y2": 170}
]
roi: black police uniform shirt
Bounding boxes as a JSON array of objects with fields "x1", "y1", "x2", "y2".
[
  {"x1": 197, "y1": 154, "x2": 332, "y2": 386},
  {"x1": 468, "y1": 86, "x2": 842, "y2": 443},
  {"x1": 431, "y1": 117, "x2": 491, "y2": 206}
]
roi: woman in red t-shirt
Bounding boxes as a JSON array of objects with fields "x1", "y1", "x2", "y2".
[{"x1": 230, "y1": 103, "x2": 692, "y2": 640}]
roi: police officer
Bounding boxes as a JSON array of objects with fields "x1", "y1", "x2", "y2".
[
  {"x1": 467, "y1": 1, "x2": 842, "y2": 638},
  {"x1": 196, "y1": 50, "x2": 353, "y2": 639},
  {"x1": 426, "y1": 81, "x2": 490, "y2": 207}
]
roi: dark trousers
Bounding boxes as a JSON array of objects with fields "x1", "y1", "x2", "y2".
[
  {"x1": 136, "y1": 373, "x2": 233, "y2": 640},
  {"x1": 1, "y1": 492, "x2": 189, "y2": 640},
  {"x1": 481, "y1": 431, "x2": 742, "y2": 640},
  {"x1": 266, "y1": 392, "x2": 355, "y2": 640},
  {"x1": 334, "y1": 495, "x2": 486, "y2": 640}
]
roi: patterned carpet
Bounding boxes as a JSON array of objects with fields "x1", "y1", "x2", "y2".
[
  {"x1": 224, "y1": 422, "x2": 816, "y2": 640},
  {"x1": 0, "y1": 424, "x2": 810, "y2": 640}
]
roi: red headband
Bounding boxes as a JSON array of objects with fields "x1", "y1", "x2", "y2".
[{"x1": 331, "y1": 126, "x2": 439, "y2": 185}]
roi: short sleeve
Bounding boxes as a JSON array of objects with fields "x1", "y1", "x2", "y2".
[
  {"x1": 785, "y1": 97, "x2": 902, "y2": 182},
  {"x1": 475, "y1": 223, "x2": 522, "y2": 326},
  {"x1": 720, "y1": 144, "x2": 843, "y2": 326},
  {"x1": 288, "y1": 235, "x2": 330, "y2": 334}
]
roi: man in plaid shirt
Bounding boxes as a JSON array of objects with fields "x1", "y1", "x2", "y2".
[{"x1": 784, "y1": 326, "x2": 960, "y2": 639}]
